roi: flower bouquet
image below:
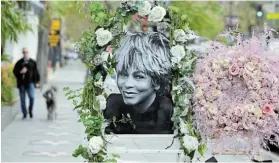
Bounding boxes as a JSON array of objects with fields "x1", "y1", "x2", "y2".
[{"x1": 192, "y1": 24, "x2": 279, "y2": 158}]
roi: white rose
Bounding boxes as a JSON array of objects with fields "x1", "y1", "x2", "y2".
[
  {"x1": 208, "y1": 105, "x2": 218, "y2": 115},
  {"x1": 195, "y1": 88, "x2": 203, "y2": 99},
  {"x1": 170, "y1": 45, "x2": 185, "y2": 64},
  {"x1": 101, "y1": 51, "x2": 109, "y2": 62},
  {"x1": 138, "y1": 1, "x2": 152, "y2": 16},
  {"x1": 238, "y1": 56, "x2": 246, "y2": 63},
  {"x1": 96, "y1": 95, "x2": 106, "y2": 110},
  {"x1": 182, "y1": 135, "x2": 199, "y2": 151},
  {"x1": 95, "y1": 28, "x2": 113, "y2": 47},
  {"x1": 244, "y1": 104, "x2": 255, "y2": 113},
  {"x1": 174, "y1": 29, "x2": 187, "y2": 42},
  {"x1": 212, "y1": 60, "x2": 222, "y2": 70},
  {"x1": 148, "y1": 6, "x2": 166, "y2": 22},
  {"x1": 185, "y1": 29, "x2": 197, "y2": 40},
  {"x1": 180, "y1": 123, "x2": 189, "y2": 134},
  {"x1": 245, "y1": 62, "x2": 255, "y2": 72},
  {"x1": 252, "y1": 81, "x2": 261, "y2": 90},
  {"x1": 221, "y1": 59, "x2": 230, "y2": 68},
  {"x1": 88, "y1": 136, "x2": 104, "y2": 154}
]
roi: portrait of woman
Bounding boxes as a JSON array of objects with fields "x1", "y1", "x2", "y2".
[{"x1": 103, "y1": 32, "x2": 174, "y2": 134}]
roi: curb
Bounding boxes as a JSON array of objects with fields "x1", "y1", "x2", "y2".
[{"x1": 1, "y1": 89, "x2": 20, "y2": 131}]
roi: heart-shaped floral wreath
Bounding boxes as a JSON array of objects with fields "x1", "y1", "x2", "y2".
[{"x1": 192, "y1": 24, "x2": 279, "y2": 155}]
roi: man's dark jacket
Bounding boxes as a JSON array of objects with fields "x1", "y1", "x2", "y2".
[{"x1": 13, "y1": 58, "x2": 40, "y2": 88}]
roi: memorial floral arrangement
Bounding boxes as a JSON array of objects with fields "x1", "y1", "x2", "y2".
[
  {"x1": 64, "y1": 0, "x2": 206, "y2": 162},
  {"x1": 192, "y1": 24, "x2": 279, "y2": 155}
]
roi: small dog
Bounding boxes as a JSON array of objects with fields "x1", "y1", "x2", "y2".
[{"x1": 43, "y1": 86, "x2": 58, "y2": 120}]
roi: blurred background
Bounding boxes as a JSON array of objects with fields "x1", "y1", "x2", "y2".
[{"x1": 1, "y1": 0, "x2": 279, "y2": 108}]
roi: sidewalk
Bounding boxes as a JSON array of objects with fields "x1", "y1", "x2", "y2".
[{"x1": 1, "y1": 60, "x2": 87, "y2": 162}]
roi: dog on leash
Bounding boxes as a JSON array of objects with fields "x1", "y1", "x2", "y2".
[{"x1": 43, "y1": 86, "x2": 58, "y2": 120}]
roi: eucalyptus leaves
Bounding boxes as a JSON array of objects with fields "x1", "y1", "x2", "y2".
[{"x1": 65, "y1": 1, "x2": 205, "y2": 162}]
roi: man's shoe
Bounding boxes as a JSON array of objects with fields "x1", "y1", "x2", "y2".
[
  {"x1": 29, "y1": 112, "x2": 33, "y2": 118},
  {"x1": 22, "y1": 115, "x2": 27, "y2": 120}
]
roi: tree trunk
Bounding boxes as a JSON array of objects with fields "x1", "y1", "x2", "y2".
[{"x1": 36, "y1": 28, "x2": 49, "y2": 90}]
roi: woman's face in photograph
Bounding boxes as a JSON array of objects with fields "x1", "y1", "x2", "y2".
[{"x1": 117, "y1": 67, "x2": 156, "y2": 106}]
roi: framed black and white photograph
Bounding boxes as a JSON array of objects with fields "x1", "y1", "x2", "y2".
[{"x1": 103, "y1": 32, "x2": 174, "y2": 135}]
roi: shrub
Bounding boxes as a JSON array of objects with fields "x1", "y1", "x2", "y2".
[{"x1": 1, "y1": 64, "x2": 16, "y2": 105}]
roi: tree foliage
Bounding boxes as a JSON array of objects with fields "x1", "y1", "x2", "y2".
[
  {"x1": 46, "y1": 1, "x2": 96, "y2": 41},
  {"x1": 172, "y1": 1, "x2": 224, "y2": 39},
  {"x1": 1, "y1": 1, "x2": 32, "y2": 47}
]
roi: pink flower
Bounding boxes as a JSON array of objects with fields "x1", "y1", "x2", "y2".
[
  {"x1": 106, "y1": 46, "x2": 113, "y2": 54},
  {"x1": 256, "y1": 119, "x2": 267, "y2": 128},
  {"x1": 231, "y1": 123, "x2": 238, "y2": 131},
  {"x1": 140, "y1": 16, "x2": 148, "y2": 25},
  {"x1": 262, "y1": 104, "x2": 274, "y2": 115},
  {"x1": 249, "y1": 55, "x2": 260, "y2": 64},
  {"x1": 132, "y1": 13, "x2": 138, "y2": 21},
  {"x1": 229, "y1": 64, "x2": 240, "y2": 75},
  {"x1": 218, "y1": 117, "x2": 227, "y2": 124},
  {"x1": 233, "y1": 107, "x2": 242, "y2": 116}
]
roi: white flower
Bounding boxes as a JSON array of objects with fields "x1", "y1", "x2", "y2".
[
  {"x1": 170, "y1": 45, "x2": 185, "y2": 64},
  {"x1": 174, "y1": 29, "x2": 187, "y2": 42},
  {"x1": 221, "y1": 59, "x2": 230, "y2": 68},
  {"x1": 96, "y1": 95, "x2": 106, "y2": 110},
  {"x1": 212, "y1": 60, "x2": 222, "y2": 70},
  {"x1": 185, "y1": 29, "x2": 197, "y2": 40},
  {"x1": 148, "y1": 6, "x2": 166, "y2": 22},
  {"x1": 195, "y1": 87, "x2": 203, "y2": 99},
  {"x1": 138, "y1": 1, "x2": 152, "y2": 16},
  {"x1": 95, "y1": 28, "x2": 113, "y2": 47},
  {"x1": 238, "y1": 56, "x2": 246, "y2": 63},
  {"x1": 103, "y1": 75, "x2": 120, "y2": 95},
  {"x1": 88, "y1": 136, "x2": 104, "y2": 154},
  {"x1": 101, "y1": 122, "x2": 109, "y2": 135},
  {"x1": 245, "y1": 62, "x2": 255, "y2": 72},
  {"x1": 179, "y1": 118, "x2": 189, "y2": 134},
  {"x1": 101, "y1": 51, "x2": 109, "y2": 62},
  {"x1": 93, "y1": 55, "x2": 105, "y2": 66},
  {"x1": 94, "y1": 76, "x2": 104, "y2": 88},
  {"x1": 252, "y1": 81, "x2": 261, "y2": 90},
  {"x1": 182, "y1": 135, "x2": 199, "y2": 151},
  {"x1": 244, "y1": 104, "x2": 255, "y2": 113}
]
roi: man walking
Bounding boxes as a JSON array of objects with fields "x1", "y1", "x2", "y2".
[{"x1": 13, "y1": 47, "x2": 40, "y2": 119}]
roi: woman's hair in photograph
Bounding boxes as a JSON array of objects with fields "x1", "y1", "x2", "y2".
[{"x1": 115, "y1": 32, "x2": 172, "y2": 95}]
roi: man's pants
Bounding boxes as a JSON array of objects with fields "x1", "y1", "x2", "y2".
[{"x1": 19, "y1": 83, "x2": 35, "y2": 116}]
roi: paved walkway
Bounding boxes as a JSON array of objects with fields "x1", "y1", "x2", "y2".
[{"x1": 2, "y1": 60, "x2": 87, "y2": 162}]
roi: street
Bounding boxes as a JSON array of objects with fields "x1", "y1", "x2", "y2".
[{"x1": 1, "y1": 61, "x2": 86, "y2": 162}]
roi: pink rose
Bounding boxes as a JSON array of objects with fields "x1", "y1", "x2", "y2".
[
  {"x1": 256, "y1": 119, "x2": 267, "y2": 128},
  {"x1": 232, "y1": 58, "x2": 238, "y2": 64},
  {"x1": 231, "y1": 123, "x2": 238, "y2": 131},
  {"x1": 249, "y1": 55, "x2": 260, "y2": 64},
  {"x1": 218, "y1": 117, "x2": 227, "y2": 124},
  {"x1": 215, "y1": 129, "x2": 221, "y2": 137},
  {"x1": 106, "y1": 46, "x2": 113, "y2": 54},
  {"x1": 225, "y1": 120, "x2": 232, "y2": 126},
  {"x1": 132, "y1": 13, "x2": 138, "y2": 21},
  {"x1": 262, "y1": 104, "x2": 275, "y2": 115},
  {"x1": 229, "y1": 64, "x2": 240, "y2": 75},
  {"x1": 233, "y1": 107, "x2": 242, "y2": 116}
]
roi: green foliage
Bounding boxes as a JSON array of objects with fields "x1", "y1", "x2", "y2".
[
  {"x1": 66, "y1": 1, "x2": 207, "y2": 162},
  {"x1": 1, "y1": 1, "x2": 32, "y2": 46},
  {"x1": 172, "y1": 1, "x2": 224, "y2": 39},
  {"x1": 1, "y1": 64, "x2": 17, "y2": 106},
  {"x1": 73, "y1": 145, "x2": 89, "y2": 158}
]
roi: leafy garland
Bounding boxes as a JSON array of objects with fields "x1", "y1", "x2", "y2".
[{"x1": 64, "y1": 1, "x2": 207, "y2": 162}]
